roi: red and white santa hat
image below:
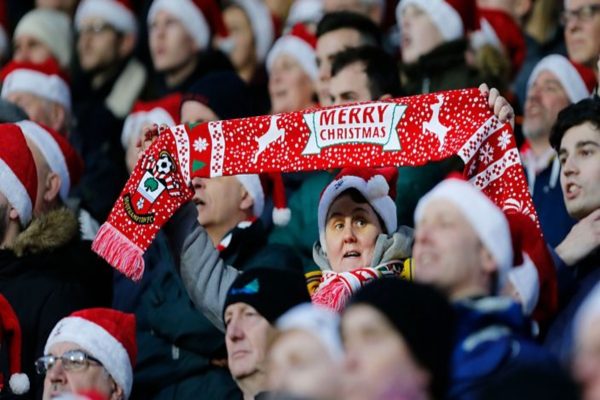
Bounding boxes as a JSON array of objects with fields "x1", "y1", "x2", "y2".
[
  {"x1": 44, "y1": 308, "x2": 137, "y2": 400},
  {"x1": 527, "y1": 54, "x2": 596, "y2": 103},
  {"x1": 232, "y1": 0, "x2": 278, "y2": 63},
  {"x1": 266, "y1": 23, "x2": 318, "y2": 81},
  {"x1": 414, "y1": 175, "x2": 513, "y2": 291},
  {"x1": 16, "y1": 120, "x2": 84, "y2": 202},
  {"x1": 396, "y1": 0, "x2": 479, "y2": 41},
  {"x1": 0, "y1": 59, "x2": 71, "y2": 111},
  {"x1": 318, "y1": 167, "x2": 398, "y2": 252},
  {"x1": 285, "y1": 0, "x2": 324, "y2": 30},
  {"x1": 236, "y1": 172, "x2": 290, "y2": 226},
  {"x1": 471, "y1": 9, "x2": 526, "y2": 77},
  {"x1": 0, "y1": 124, "x2": 38, "y2": 226},
  {"x1": 505, "y1": 212, "x2": 558, "y2": 322},
  {"x1": 147, "y1": 0, "x2": 228, "y2": 50},
  {"x1": 75, "y1": 0, "x2": 138, "y2": 36},
  {"x1": 121, "y1": 93, "x2": 182, "y2": 149},
  {"x1": 0, "y1": 294, "x2": 30, "y2": 395}
]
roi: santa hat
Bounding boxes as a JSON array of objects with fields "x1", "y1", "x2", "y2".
[
  {"x1": 75, "y1": 0, "x2": 138, "y2": 36},
  {"x1": 121, "y1": 93, "x2": 182, "y2": 149},
  {"x1": 396, "y1": 0, "x2": 479, "y2": 41},
  {"x1": 414, "y1": 175, "x2": 513, "y2": 292},
  {"x1": 236, "y1": 172, "x2": 290, "y2": 225},
  {"x1": 575, "y1": 282, "x2": 600, "y2": 344},
  {"x1": 44, "y1": 308, "x2": 137, "y2": 400},
  {"x1": 266, "y1": 23, "x2": 318, "y2": 81},
  {"x1": 147, "y1": 0, "x2": 228, "y2": 50},
  {"x1": 318, "y1": 167, "x2": 398, "y2": 252},
  {"x1": 471, "y1": 9, "x2": 526, "y2": 76},
  {"x1": 14, "y1": 8, "x2": 73, "y2": 69},
  {"x1": 276, "y1": 303, "x2": 343, "y2": 361},
  {"x1": 505, "y1": 212, "x2": 558, "y2": 322},
  {"x1": 0, "y1": 59, "x2": 71, "y2": 111},
  {"x1": 16, "y1": 120, "x2": 84, "y2": 202},
  {"x1": 285, "y1": 0, "x2": 324, "y2": 30},
  {"x1": 527, "y1": 54, "x2": 596, "y2": 103},
  {"x1": 0, "y1": 124, "x2": 38, "y2": 226},
  {"x1": 0, "y1": 294, "x2": 30, "y2": 395},
  {"x1": 232, "y1": 0, "x2": 279, "y2": 63}
]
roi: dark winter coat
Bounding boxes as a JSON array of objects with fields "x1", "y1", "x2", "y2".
[{"x1": 0, "y1": 209, "x2": 113, "y2": 399}]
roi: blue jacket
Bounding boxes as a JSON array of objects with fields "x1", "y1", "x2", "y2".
[{"x1": 449, "y1": 297, "x2": 560, "y2": 400}]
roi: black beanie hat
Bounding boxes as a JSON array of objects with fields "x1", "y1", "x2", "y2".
[
  {"x1": 223, "y1": 267, "x2": 311, "y2": 324},
  {"x1": 182, "y1": 71, "x2": 254, "y2": 120},
  {"x1": 347, "y1": 278, "x2": 456, "y2": 399}
]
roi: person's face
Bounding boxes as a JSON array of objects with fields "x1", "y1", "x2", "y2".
[
  {"x1": 13, "y1": 35, "x2": 54, "y2": 65},
  {"x1": 192, "y1": 176, "x2": 249, "y2": 227},
  {"x1": 558, "y1": 122, "x2": 600, "y2": 220},
  {"x1": 268, "y1": 330, "x2": 343, "y2": 399},
  {"x1": 180, "y1": 100, "x2": 220, "y2": 125},
  {"x1": 77, "y1": 18, "x2": 123, "y2": 73},
  {"x1": 413, "y1": 200, "x2": 491, "y2": 300},
  {"x1": 330, "y1": 62, "x2": 373, "y2": 105},
  {"x1": 564, "y1": 0, "x2": 600, "y2": 67},
  {"x1": 342, "y1": 305, "x2": 430, "y2": 400},
  {"x1": 42, "y1": 342, "x2": 121, "y2": 400},
  {"x1": 400, "y1": 4, "x2": 445, "y2": 64},
  {"x1": 324, "y1": 194, "x2": 383, "y2": 273},
  {"x1": 149, "y1": 10, "x2": 198, "y2": 73},
  {"x1": 316, "y1": 28, "x2": 362, "y2": 106},
  {"x1": 574, "y1": 316, "x2": 600, "y2": 400},
  {"x1": 6, "y1": 92, "x2": 56, "y2": 128},
  {"x1": 222, "y1": 5, "x2": 256, "y2": 71},
  {"x1": 25, "y1": 138, "x2": 54, "y2": 215},
  {"x1": 523, "y1": 70, "x2": 571, "y2": 141},
  {"x1": 225, "y1": 303, "x2": 275, "y2": 380},
  {"x1": 268, "y1": 54, "x2": 315, "y2": 113}
]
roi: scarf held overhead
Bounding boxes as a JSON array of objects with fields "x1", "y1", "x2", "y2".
[{"x1": 92, "y1": 88, "x2": 536, "y2": 281}]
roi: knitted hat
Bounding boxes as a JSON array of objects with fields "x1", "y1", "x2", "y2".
[
  {"x1": 348, "y1": 278, "x2": 455, "y2": 399},
  {"x1": 182, "y1": 70, "x2": 254, "y2": 121},
  {"x1": 0, "y1": 59, "x2": 71, "y2": 111},
  {"x1": 276, "y1": 303, "x2": 343, "y2": 361},
  {"x1": 396, "y1": 0, "x2": 479, "y2": 41},
  {"x1": 414, "y1": 176, "x2": 513, "y2": 291},
  {"x1": 16, "y1": 120, "x2": 84, "y2": 202},
  {"x1": 232, "y1": 0, "x2": 278, "y2": 63},
  {"x1": 236, "y1": 172, "x2": 290, "y2": 225},
  {"x1": 318, "y1": 167, "x2": 398, "y2": 252},
  {"x1": 121, "y1": 93, "x2": 182, "y2": 149},
  {"x1": 14, "y1": 8, "x2": 73, "y2": 69},
  {"x1": 223, "y1": 267, "x2": 311, "y2": 323},
  {"x1": 44, "y1": 308, "x2": 137, "y2": 400},
  {"x1": 471, "y1": 9, "x2": 526, "y2": 77},
  {"x1": 75, "y1": 0, "x2": 138, "y2": 36},
  {"x1": 506, "y1": 212, "x2": 558, "y2": 322},
  {"x1": 527, "y1": 54, "x2": 596, "y2": 103},
  {"x1": 147, "y1": 0, "x2": 228, "y2": 50},
  {"x1": 285, "y1": 0, "x2": 324, "y2": 30},
  {"x1": 0, "y1": 124, "x2": 38, "y2": 226},
  {"x1": 266, "y1": 23, "x2": 318, "y2": 81},
  {"x1": 0, "y1": 294, "x2": 30, "y2": 395}
]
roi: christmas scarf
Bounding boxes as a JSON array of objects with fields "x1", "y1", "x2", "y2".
[
  {"x1": 312, "y1": 261, "x2": 408, "y2": 312},
  {"x1": 93, "y1": 88, "x2": 537, "y2": 281}
]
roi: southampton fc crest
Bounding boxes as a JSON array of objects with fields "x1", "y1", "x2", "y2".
[{"x1": 123, "y1": 151, "x2": 182, "y2": 224}]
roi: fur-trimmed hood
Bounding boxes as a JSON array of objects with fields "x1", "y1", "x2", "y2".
[{"x1": 11, "y1": 208, "x2": 80, "y2": 257}]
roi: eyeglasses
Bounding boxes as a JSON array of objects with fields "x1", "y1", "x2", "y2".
[
  {"x1": 35, "y1": 350, "x2": 103, "y2": 375},
  {"x1": 560, "y1": 4, "x2": 600, "y2": 25}
]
